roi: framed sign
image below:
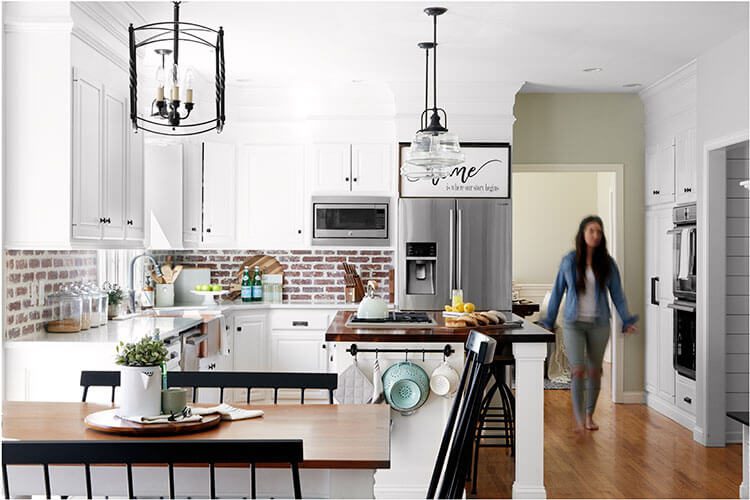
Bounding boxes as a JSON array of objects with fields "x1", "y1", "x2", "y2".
[{"x1": 399, "y1": 142, "x2": 511, "y2": 198}]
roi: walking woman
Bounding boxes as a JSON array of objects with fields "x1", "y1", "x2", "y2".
[{"x1": 540, "y1": 215, "x2": 638, "y2": 432}]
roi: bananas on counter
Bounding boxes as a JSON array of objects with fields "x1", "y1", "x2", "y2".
[{"x1": 445, "y1": 310, "x2": 505, "y2": 328}]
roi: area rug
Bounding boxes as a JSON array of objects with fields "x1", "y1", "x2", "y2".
[{"x1": 544, "y1": 378, "x2": 571, "y2": 390}]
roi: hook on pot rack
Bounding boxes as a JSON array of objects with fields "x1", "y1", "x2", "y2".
[{"x1": 346, "y1": 344, "x2": 454, "y2": 360}]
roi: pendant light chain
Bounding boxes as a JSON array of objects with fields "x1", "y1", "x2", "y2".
[{"x1": 433, "y1": 13, "x2": 438, "y2": 114}]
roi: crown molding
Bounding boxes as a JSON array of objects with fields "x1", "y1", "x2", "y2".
[
  {"x1": 639, "y1": 59, "x2": 697, "y2": 100},
  {"x1": 72, "y1": 2, "x2": 129, "y2": 48},
  {"x1": 3, "y1": 21, "x2": 73, "y2": 33},
  {"x1": 72, "y1": 25, "x2": 128, "y2": 72}
]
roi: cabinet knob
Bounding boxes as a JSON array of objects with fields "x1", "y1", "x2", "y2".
[
  {"x1": 345, "y1": 177, "x2": 350, "y2": 182},
  {"x1": 653, "y1": 190, "x2": 660, "y2": 195},
  {"x1": 191, "y1": 227, "x2": 197, "y2": 231},
  {"x1": 321, "y1": 344, "x2": 326, "y2": 350},
  {"x1": 684, "y1": 188, "x2": 692, "y2": 193},
  {"x1": 683, "y1": 396, "x2": 692, "y2": 404},
  {"x1": 127, "y1": 219, "x2": 133, "y2": 226},
  {"x1": 353, "y1": 177, "x2": 358, "y2": 182},
  {"x1": 297, "y1": 229, "x2": 302, "y2": 234},
  {"x1": 105, "y1": 217, "x2": 111, "y2": 224},
  {"x1": 237, "y1": 326, "x2": 242, "y2": 332},
  {"x1": 99, "y1": 217, "x2": 105, "y2": 223},
  {"x1": 206, "y1": 228, "x2": 212, "y2": 233}
]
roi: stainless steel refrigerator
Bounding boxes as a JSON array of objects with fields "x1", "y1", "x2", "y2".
[{"x1": 397, "y1": 198, "x2": 512, "y2": 312}]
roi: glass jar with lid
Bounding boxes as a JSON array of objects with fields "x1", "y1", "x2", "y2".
[
  {"x1": 85, "y1": 283, "x2": 109, "y2": 327},
  {"x1": 72, "y1": 283, "x2": 93, "y2": 330},
  {"x1": 45, "y1": 286, "x2": 83, "y2": 333}
]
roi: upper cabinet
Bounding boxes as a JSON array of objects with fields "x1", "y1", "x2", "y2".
[
  {"x1": 182, "y1": 142, "x2": 236, "y2": 248},
  {"x1": 311, "y1": 143, "x2": 393, "y2": 194},
  {"x1": 237, "y1": 144, "x2": 305, "y2": 248},
  {"x1": 71, "y1": 62, "x2": 144, "y2": 245},
  {"x1": 642, "y1": 62, "x2": 696, "y2": 207}
]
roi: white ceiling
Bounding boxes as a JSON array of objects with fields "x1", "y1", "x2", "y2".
[{"x1": 130, "y1": 1, "x2": 749, "y2": 93}]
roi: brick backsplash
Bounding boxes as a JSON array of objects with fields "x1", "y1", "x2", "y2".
[
  {"x1": 150, "y1": 249, "x2": 394, "y2": 303},
  {"x1": 4, "y1": 250, "x2": 98, "y2": 339}
]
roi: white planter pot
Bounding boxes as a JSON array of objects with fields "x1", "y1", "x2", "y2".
[{"x1": 117, "y1": 365, "x2": 162, "y2": 417}]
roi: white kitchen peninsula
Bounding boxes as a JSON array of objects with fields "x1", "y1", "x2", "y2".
[{"x1": 326, "y1": 310, "x2": 554, "y2": 499}]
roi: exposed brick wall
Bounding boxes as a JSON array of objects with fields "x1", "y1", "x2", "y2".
[
  {"x1": 4, "y1": 250, "x2": 98, "y2": 339},
  {"x1": 150, "y1": 249, "x2": 394, "y2": 303}
]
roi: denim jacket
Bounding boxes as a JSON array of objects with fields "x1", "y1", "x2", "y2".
[{"x1": 540, "y1": 251, "x2": 638, "y2": 332}]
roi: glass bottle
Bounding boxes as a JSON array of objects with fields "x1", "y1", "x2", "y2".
[
  {"x1": 241, "y1": 266, "x2": 252, "y2": 303},
  {"x1": 251, "y1": 266, "x2": 263, "y2": 302}
]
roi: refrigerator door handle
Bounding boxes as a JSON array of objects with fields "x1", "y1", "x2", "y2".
[
  {"x1": 456, "y1": 209, "x2": 463, "y2": 290},
  {"x1": 449, "y1": 208, "x2": 455, "y2": 293}
]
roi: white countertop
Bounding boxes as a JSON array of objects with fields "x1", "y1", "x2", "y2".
[
  {"x1": 149, "y1": 301, "x2": 366, "y2": 313},
  {"x1": 8, "y1": 317, "x2": 202, "y2": 344}
]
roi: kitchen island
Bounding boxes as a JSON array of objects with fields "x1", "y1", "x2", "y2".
[{"x1": 326, "y1": 311, "x2": 554, "y2": 499}]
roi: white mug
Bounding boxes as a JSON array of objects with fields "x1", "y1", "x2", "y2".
[{"x1": 430, "y1": 360, "x2": 460, "y2": 397}]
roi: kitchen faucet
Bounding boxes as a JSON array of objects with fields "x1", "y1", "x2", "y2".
[{"x1": 128, "y1": 253, "x2": 163, "y2": 313}]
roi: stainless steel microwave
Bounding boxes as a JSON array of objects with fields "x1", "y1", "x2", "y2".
[{"x1": 312, "y1": 196, "x2": 390, "y2": 246}]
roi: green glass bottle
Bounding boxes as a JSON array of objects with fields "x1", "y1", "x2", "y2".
[
  {"x1": 251, "y1": 265, "x2": 263, "y2": 302},
  {"x1": 241, "y1": 266, "x2": 252, "y2": 303}
]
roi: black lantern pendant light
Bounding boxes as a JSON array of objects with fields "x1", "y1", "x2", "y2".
[
  {"x1": 129, "y1": 1, "x2": 225, "y2": 136},
  {"x1": 401, "y1": 7, "x2": 464, "y2": 181}
]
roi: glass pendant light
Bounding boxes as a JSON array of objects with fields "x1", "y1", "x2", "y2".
[{"x1": 401, "y1": 7, "x2": 464, "y2": 182}]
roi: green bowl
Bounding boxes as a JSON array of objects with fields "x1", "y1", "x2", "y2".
[{"x1": 382, "y1": 361, "x2": 430, "y2": 413}]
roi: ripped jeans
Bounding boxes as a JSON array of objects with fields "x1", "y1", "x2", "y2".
[{"x1": 562, "y1": 321, "x2": 610, "y2": 424}]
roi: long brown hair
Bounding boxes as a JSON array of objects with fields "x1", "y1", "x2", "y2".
[{"x1": 575, "y1": 215, "x2": 610, "y2": 293}]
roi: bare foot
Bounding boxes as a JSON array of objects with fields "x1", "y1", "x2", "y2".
[
  {"x1": 585, "y1": 415, "x2": 599, "y2": 430},
  {"x1": 573, "y1": 419, "x2": 586, "y2": 436}
]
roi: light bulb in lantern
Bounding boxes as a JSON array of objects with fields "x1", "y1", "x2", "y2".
[
  {"x1": 183, "y1": 68, "x2": 194, "y2": 104},
  {"x1": 170, "y1": 63, "x2": 180, "y2": 101},
  {"x1": 155, "y1": 65, "x2": 166, "y2": 101}
]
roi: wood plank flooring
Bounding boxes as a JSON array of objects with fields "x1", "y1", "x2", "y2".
[{"x1": 471, "y1": 363, "x2": 743, "y2": 498}]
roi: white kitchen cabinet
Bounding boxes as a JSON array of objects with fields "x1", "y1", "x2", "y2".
[
  {"x1": 645, "y1": 140, "x2": 675, "y2": 206},
  {"x1": 181, "y1": 142, "x2": 236, "y2": 247},
  {"x1": 311, "y1": 143, "x2": 393, "y2": 194},
  {"x1": 72, "y1": 69, "x2": 104, "y2": 240},
  {"x1": 126, "y1": 132, "x2": 145, "y2": 241},
  {"x1": 674, "y1": 127, "x2": 697, "y2": 203},
  {"x1": 145, "y1": 141, "x2": 183, "y2": 248},
  {"x1": 233, "y1": 313, "x2": 268, "y2": 372},
  {"x1": 203, "y1": 142, "x2": 236, "y2": 246},
  {"x1": 182, "y1": 142, "x2": 203, "y2": 245},
  {"x1": 71, "y1": 62, "x2": 143, "y2": 246},
  {"x1": 237, "y1": 144, "x2": 305, "y2": 248}
]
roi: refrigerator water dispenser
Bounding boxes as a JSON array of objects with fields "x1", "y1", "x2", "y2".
[{"x1": 405, "y1": 242, "x2": 437, "y2": 295}]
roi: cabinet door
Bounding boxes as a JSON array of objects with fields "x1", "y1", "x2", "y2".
[
  {"x1": 351, "y1": 143, "x2": 393, "y2": 193},
  {"x1": 145, "y1": 142, "x2": 183, "y2": 248},
  {"x1": 101, "y1": 90, "x2": 127, "y2": 240},
  {"x1": 234, "y1": 314, "x2": 267, "y2": 372},
  {"x1": 675, "y1": 127, "x2": 696, "y2": 203},
  {"x1": 311, "y1": 143, "x2": 351, "y2": 192},
  {"x1": 657, "y1": 303, "x2": 675, "y2": 401},
  {"x1": 203, "y1": 142, "x2": 236, "y2": 246},
  {"x1": 183, "y1": 142, "x2": 204, "y2": 245},
  {"x1": 237, "y1": 144, "x2": 305, "y2": 247},
  {"x1": 644, "y1": 213, "x2": 660, "y2": 393},
  {"x1": 645, "y1": 146, "x2": 659, "y2": 207},
  {"x1": 125, "y1": 131, "x2": 145, "y2": 241},
  {"x1": 197, "y1": 354, "x2": 223, "y2": 404},
  {"x1": 271, "y1": 330, "x2": 328, "y2": 400},
  {"x1": 71, "y1": 71, "x2": 103, "y2": 240},
  {"x1": 657, "y1": 141, "x2": 676, "y2": 204}
]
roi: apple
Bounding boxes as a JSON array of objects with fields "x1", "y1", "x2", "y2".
[
  {"x1": 194, "y1": 284, "x2": 202, "y2": 291},
  {"x1": 210, "y1": 284, "x2": 222, "y2": 292},
  {"x1": 199, "y1": 284, "x2": 211, "y2": 292}
]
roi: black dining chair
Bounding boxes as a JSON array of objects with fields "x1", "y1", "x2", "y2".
[
  {"x1": 427, "y1": 330, "x2": 497, "y2": 499},
  {"x1": 80, "y1": 370, "x2": 338, "y2": 404},
  {"x1": 2, "y1": 439, "x2": 303, "y2": 499}
]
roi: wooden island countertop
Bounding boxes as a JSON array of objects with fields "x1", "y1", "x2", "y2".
[{"x1": 325, "y1": 310, "x2": 555, "y2": 344}]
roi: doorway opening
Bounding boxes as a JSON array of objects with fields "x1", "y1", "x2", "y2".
[{"x1": 511, "y1": 164, "x2": 626, "y2": 403}]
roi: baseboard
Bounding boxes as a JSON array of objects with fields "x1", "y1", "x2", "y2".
[
  {"x1": 726, "y1": 430, "x2": 743, "y2": 444},
  {"x1": 645, "y1": 392, "x2": 697, "y2": 432},
  {"x1": 374, "y1": 485, "x2": 426, "y2": 499},
  {"x1": 620, "y1": 391, "x2": 644, "y2": 404},
  {"x1": 512, "y1": 483, "x2": 547, "y2": 499}
]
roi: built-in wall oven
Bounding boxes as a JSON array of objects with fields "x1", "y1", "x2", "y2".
[{"x1": 668, "y1": 202, "x2": 697, "y2": 380}]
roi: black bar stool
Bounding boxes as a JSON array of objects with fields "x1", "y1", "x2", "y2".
[{"x1": 470, "y1": 346, "x2": 515, "y2": 494}]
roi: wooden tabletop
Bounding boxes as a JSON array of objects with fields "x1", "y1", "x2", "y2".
[
  {"x1": 325, "y1": 310, "x2": 555, "y2": 343},
  {"x1": 2, "y1": 401, "x2": 390, "y2": 469}
]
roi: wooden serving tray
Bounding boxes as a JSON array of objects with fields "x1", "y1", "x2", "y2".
[{"x1": 85, "y1": 409, "x2": 221, "y2": 436}]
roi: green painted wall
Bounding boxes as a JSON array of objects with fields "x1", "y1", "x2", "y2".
[{"x1": 512, "y1": 93, "x2": 645, "y2": 394}]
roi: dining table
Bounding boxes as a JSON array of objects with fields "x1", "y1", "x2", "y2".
[{"x1": 2, "y1": 401, "x2": 391, "y2": 499}]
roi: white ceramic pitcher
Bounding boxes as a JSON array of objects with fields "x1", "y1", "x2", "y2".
[{"x1": 117, "y1": 365, "x2": 162, "y2": 417}]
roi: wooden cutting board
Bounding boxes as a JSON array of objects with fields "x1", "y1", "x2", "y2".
[
  {"x1": 85, "y1": 409, "x2": 221, "y2": 436},
  {"x1": 227, "y1": 255, "x2": 284, "y2": 301}
]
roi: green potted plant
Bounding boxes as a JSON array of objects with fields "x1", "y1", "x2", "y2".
[
  {"x1": 115, "y1": 332, "x2": 168, "y2": 417},
  {"x1": 105, "y1": 283, "x2": 125, "y2": 319}
]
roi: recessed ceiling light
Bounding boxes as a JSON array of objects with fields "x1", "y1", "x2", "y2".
[
  {"x1": 583, "y1": 67, "x2": 603, "y2": 73},
  {"x1": 623, "y1": 83, "x2": 642, "y2": 88}
]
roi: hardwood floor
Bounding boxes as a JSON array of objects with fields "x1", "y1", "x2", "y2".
[{"x1": 471, "y1": 363, "x2": 743, "y2": 498}]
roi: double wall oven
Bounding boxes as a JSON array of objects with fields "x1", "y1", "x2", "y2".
[{"x1": 668, "y1": 203, "x2": 697, "y2": 380}]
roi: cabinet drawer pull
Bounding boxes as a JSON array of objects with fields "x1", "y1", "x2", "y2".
[
  {"x1": 99, "y1": 217, "x2": 105, "y2": 223},
  {"x1": 292, "y1": 321, "x2": 309, "y2": 327},
  {"x1": 191, "y1": 227, "x2": 197, "y2": 231},
  {"x1": 652, "y1": 190, "x2": 660, "y2": 195},
  {"x1": 684, "y1": 187, "x2": 692, "y2": 193},
  {"x1": 206, "y1": 228, "x2": 212, "y2": 233},
  {"x1": 683, "y1": 396, "x2": 692, "y2": 404}
]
